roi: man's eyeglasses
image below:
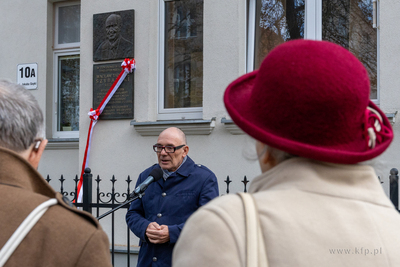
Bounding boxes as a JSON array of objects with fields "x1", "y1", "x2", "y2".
[{"x1": 153, "y1": 144, "x2": 185, "y2": 153}]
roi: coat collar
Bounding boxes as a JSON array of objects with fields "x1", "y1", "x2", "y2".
[
  {"x1": 249, "y1": 157, "x2": 393, "y2": 208},
  {"x1": 174, "y1": 156, "x2": 195, "y2": 177},
  {"x1": 156, "y1": 156, "x2": 195, "y2": 188},
  {"x1": 158, "y1": 156, "x2": 195, "y2": 178},
  {"x1": 0, "y1": 146, "x2": 55, "y2": 197},
  {"x1": 162, "y1": 156, "x2": 188, "y2": 180}
]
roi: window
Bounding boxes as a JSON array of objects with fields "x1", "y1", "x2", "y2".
[
  {"x1": 321, "y1": 0, "x2": 378, "y2": 99},
  {"x1": 158, "y1": 0, "x2": 204, "y2": 120},
  {"x1": 53, "y1": 2, "x2": 80, "y2": 138},
  {"x1": 249, "y1": 0, "x2": 305, "y2": 69},
  {"x1": 248, "y1": 0, "x2": 378, "y2": 101}
]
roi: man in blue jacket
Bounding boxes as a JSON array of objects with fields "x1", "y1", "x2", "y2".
[{"x1": 126, "y1": 127, "x2": 219, "y2": 267}]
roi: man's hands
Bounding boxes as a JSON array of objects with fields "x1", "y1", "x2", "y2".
[{"x1": 146, "y1": 222, "x2": 170, "y2": 244}]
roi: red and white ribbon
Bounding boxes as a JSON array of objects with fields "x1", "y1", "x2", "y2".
[{"x1": 76, "y1": 58, "x2": 136, "y2": 203}]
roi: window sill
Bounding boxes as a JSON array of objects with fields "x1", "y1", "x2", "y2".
[
  {"x1": 131, "y1": 118, "x2": 216, "y2": 136},
  {"x1": 386, "y1": 112, "x2": 398, "y2": 125},
  {"x1": 46, "y1": 138, "x2": 79, "y2": 150},
  {"x1": 221, "y1": 117, "x2": 245, "y2": 135}
]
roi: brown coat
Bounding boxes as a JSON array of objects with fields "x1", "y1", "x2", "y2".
[{"x1": 0, "y1": 147, "x2": 112, "y2": 267}]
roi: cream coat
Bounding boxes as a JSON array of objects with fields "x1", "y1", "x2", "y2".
[{"x1": 173, "y1": 158, "x2": 400, "y2": 266}]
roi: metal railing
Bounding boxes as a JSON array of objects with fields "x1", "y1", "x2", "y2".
[
  {"x1": 46, "y1": 168, "x2": 251, "y2": 266},
  {"x1": 46, "y1": 167, "x2": 400, "y2": 266}
]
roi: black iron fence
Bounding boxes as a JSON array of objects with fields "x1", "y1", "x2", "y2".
[
  {"x1": 45, "y1": 168, "x2": 252, "y2": 266},
  {"x1": 46, "y1": 167, "x2": 400, "y2": 266},
  {"x1": 390, "y1": 168, "x2": 399, "y2": 209}
]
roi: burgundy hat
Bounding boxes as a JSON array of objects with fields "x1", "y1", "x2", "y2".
[{"x1": 224, "y1": 40, "x2": 393, "y2": 164}]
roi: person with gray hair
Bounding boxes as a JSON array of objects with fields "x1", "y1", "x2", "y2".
[
  {"x1": 173, "y1": 40, "x2": 400, "y2": 266},
  {"x1": 126, "y1": 127, "x2": 219, "y2": 267},
  {"x1": 0, "y1": 79, "x2": 113, "y2": 266},
  {"x1": 0, "y1": 79, "x2": 44, "y2": 153}
]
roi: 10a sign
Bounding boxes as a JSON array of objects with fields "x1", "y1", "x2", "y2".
[{"x1": 17, "y1": 63, "x2": 38, "y2": 90}]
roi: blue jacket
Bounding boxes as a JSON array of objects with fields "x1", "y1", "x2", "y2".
[{"x1": 126, "y1": 156, "x2": 219, "y2": 267}]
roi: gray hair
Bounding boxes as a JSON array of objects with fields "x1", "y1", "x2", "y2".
[
  {"x1": 0, "y1": 79, "x2": 44, "y2": 152},
  {"x1": 257, "y1": 143, "x2": 296, "y2": 165},
  {"x1": 265, "y1": 145, "x2": 296, "y2": 164},
  {"x1": 243, "y1": 136, "x2": 295, "y2": 164}
]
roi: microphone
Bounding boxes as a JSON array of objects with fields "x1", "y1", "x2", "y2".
[{"x1": 130, "y1": 167, "x2": 163, "y2": 198}]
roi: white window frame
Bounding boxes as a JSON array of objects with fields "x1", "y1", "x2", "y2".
[
  {"x1": 53, "y1": 1, "x2": 80, "y2": 138},
  {"x1": 54, "y1": 1, "x2": 80, "y2": 50},
  {"x1": 158, "y1": 0, "x2": 203, "y2": 120},
  {"x1": 52, "y1": 49, "x2": 80, "y2": 139},
  {"x1": 247, "y1": 0, "x2": 379, "y2": 104}
]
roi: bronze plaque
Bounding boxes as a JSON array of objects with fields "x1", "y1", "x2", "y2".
[
  {"x1": 93, "y1": 10, "x2": 134, "y2": 62},
  {"x1": 93, "y1": 63, "x2": 134, "y2": 120}
]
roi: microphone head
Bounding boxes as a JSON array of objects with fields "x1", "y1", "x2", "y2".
[{"x1": 149, "y1": 167, "x2": 163, "y2": 182}]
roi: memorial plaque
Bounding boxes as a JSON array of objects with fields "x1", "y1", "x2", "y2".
[
  {"x1": 93, "y1": 10, "x2": 134, "y2": 62},
  {"x1": 93, "y1": 63, "x2": 134, "y2": 120}
]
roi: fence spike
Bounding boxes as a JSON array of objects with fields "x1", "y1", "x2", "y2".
[
  {"x1": 111, "y1": 175, "x2": 117, "y2": 184},
  {"x1": 72, "y1": 175, "x2": 79, "y2": 202},
  {"x1": 224, "y1": 175, "x2": 232, "y2": 194},
  {"x1": 241, "y1": 176, "x2": 250, "y2": 193},
  {"x1": 73, "y1": 175, "x2": 79, "y2": 184},
  {"x1": 59, "y1": 175, "x2": 65, "y2": 195},
  {"x1": 126, "y1": 175, "x2": 132, "y2": 184},
  {"x1": 126, "y1": 175, "x2": 132, "y2": 201}
]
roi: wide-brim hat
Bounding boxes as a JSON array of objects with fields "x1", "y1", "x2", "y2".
[{"x1": 224, "y1": 40, "x2": 393, "y2": 164}]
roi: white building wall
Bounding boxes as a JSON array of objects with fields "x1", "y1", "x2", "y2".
[
  {"x1": 79, "y1": 0, "x2": 259, "y2": 195},
  {"x1": 78, "y1": 0, "x2": 259, "y2": 263},
  {"x1": 0, "y1": 0, "x2": 81, "y2": 189},
  {"x1": 1, "y1": 0, "x2": 400, "y2": 266},
  {"x1": 375, "y1": 0, "x2": 400, "y2": 193}
]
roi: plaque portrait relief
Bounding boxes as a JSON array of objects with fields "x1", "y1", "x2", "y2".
[{"x1": 93, "y1": 10, "x2": 134, "y2": 62}]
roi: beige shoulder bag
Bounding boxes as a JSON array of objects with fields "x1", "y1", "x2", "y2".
[{"x1": 237, "y1": 192, "x2": 268, "y2": 267}]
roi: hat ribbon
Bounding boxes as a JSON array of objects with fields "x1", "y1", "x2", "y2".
[{"x1": 364, "y1": 107, "x2": 391, "y2": 149}]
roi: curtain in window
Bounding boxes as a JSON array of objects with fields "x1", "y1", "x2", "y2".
[
  {"x1": 164, "y1": 0, "x2": 203, "y2": 109},
  {"x1": 58, "y1": 55, "x2": 80, "y2": 131},
  {"x1": 58, "y1": 5, "x2": 81, "y2": 44},
  {"x1": 254, "y1": 0, "x2": 305, "y2": 69},
  {"x1": 322, "y1": 0, "x2": 377, "y2": 98}
]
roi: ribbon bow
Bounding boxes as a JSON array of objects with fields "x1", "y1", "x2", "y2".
[
  {"x1": 88, "y1": 108, "x2": 101, "y2": 121},
  {"x1": 364, "y1": 107, "x2": 391, "y2": 149},
  {"x1": 121, "y1": 58, "x2": 136, "y2": 73}
]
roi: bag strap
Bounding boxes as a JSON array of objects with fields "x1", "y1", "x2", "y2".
[
  {"x1": 237, "y1": 192, "x2": 268, "y2": 267},
  {"x1": 0, "y1": 198, "x2": 58, "y2": 266}
]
